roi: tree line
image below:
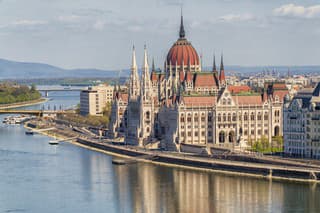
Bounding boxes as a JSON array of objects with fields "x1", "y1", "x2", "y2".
[{"x1": 0, "y1": 82, "x2": 41, "y2": 104}]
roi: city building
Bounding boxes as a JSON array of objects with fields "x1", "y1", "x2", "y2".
[
  {"x1": 109, "y1": 15, "x2": 288, "y2": 153},
  {"x1": 80, "y1": 84, "x2": 114, "y2": 116},
  {"x1": 284, "y1": 82, "x2": 320, "y2": 159}
]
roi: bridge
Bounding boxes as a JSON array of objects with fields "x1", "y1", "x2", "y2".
[
  {"x1": 37, "y1": 86, "x2": 87, "y2": 97},
  {"x1": 0, "y1": 109, "x2": 68, "y2": 116}
]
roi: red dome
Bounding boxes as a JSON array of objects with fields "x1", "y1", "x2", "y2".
[{"x1": 166, "y1": 38, "x2": 200, "y2": 67}]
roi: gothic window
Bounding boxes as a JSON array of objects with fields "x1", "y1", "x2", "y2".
[
  {"x1": 194, "y1": 114, "x2": 199, "y2": 122},
  {"x1": 222, "y1": 98, "x2": 226, "y2": 105},
  {"x1": 187, "y1": 114, "x2": 192, "y2": 122},
  {"x1": 228, "y1": 113, "x2": 231, "y2": 122},
  {"x1": 146, "y1": 111, "x2": 150, "y2": 119},
  {"x1": 208, "y1": 115, "x2": 212, "y2": 122},
  {"x1": 258, "y1": 112, "x2": 262, "y2": 120},
  {"x1": 229, "y1": 131, "x2": 235, "y2": 143},
  {"x1": 188, "y1": 132, "x2": 191, "y2": 137},
  {"x1": 219, "y1": 131, "x2": 225, "y2": 143},
  {"x1": 264, "y1": 113, "x2": 268, "y2": 120},
  {"x1": 227, "y1": 99, "x2": 231, "y2": 105},
  {"x1": 208, "y1": 131, "x2": 212, "y2": 137},
  {"x1": 251, "y1": 113, "x2": 255, "y2": 121},
  {"x1": 232, "y1": 113, "x2": 236, "y2": 121},
  {"x1": 223, "y1": 113, "x2": 227, "y2": 122},
  {"x1": 201, "y1": 116, "x2": 205, "y2": 122},
  {"x1": 195, "y1": 132, "x2": 198, "y2": 137},
  {"x1": 218, "y1": 114, "x2": 221, "y2": 122},
  {"x1": 180, "y1": 117, "x2": 185, "y2": 122},
  {"x1": 146, "y1": 127, "x2": 150, "y2": 133},
  {"x1": 244, "y1": 113, "x2": 248, "y2": 121}
]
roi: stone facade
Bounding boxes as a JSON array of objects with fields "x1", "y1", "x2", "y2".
[
  {"x1": 284, "y1": 83, "x2": 320, "y2": 159},
  {"x1": 109, "y1": 16, "x2": 287, "y2": 153}
]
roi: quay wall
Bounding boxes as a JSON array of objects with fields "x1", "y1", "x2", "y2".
[{"x1": 76, "y1": 138, "x2": 320, "y2": 183}]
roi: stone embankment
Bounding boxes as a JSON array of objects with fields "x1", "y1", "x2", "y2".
[{"x1": 25, "y1": 121, "x2": 320, "y2": 183}]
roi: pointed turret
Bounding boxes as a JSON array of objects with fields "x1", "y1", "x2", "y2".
[
  {"x1": 129, "y1": 45, "x2": 140, "y2": 99},
  {"x1": 213, "y1": 54, "x2": 217, "y2": 72},
  {"x1": 141, "y1": 45, "x2": 152, "y2": 100},
  {"x1": 219, "y1": 54, "x2": 226, "y2": 87}
]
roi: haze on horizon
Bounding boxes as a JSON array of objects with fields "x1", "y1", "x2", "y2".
[{"x1": 0, "y1": 0, "x2": 319, "y2": 70}]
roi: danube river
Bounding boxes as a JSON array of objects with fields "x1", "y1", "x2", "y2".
[{"x1": 0, "y1": 90, "x2": 319, "y2": 213}]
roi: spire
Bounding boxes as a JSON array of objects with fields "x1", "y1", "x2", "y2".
[
  {"x1": 129, "y1": 44, "x2": 140, "y2": 99},
  {"x1": 142, "y1": 45, "x2": 151, "y2": 91},
  {"x1": 179, "y1": 8, "x2": 185, "y2": 39},
  {"x1": 213, "y1": 54, "x2": 217, "y2": 72},
  {"x1": 219, "y1": 54, "x2": 226, "y2": 86},
  {"x1": 143, "y1": 44, "x2": 149, "y2": 70},
  {"x1": 152, "y1": 57, "x2": 155, "y2": 72},
  {"x1": 132, "y1": 45, "x2": 137, "y2": 69},
  {"x1": 220, "y1": 54, "x2": 224, "y2": 71}
]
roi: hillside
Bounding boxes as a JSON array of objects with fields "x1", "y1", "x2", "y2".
[
  {"x1": 0, "y1": 58, "x2": 319, "y2": 80},
  {"x1": 0, "y1": 58, "x2": 127, "y2": 79}
]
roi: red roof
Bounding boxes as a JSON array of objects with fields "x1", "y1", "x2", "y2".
[
  {"x1": 273, "y1": 83, "x2": 287, "y2": 90},
  {"x1": 194, "y1": 74, "x2": 217, "y2": 87},
  {"x1": 232, "y1": 95, "x2": 263, "y2": 105},
  {"x1": 166, "y1": 39, "x2": 199, "y2": 67},
  {"x1": 182, "y1": 96, "x2": 216, "y2": 106},
  {"x1": 273, "y1": 90, "x2": 289, "y2": 101},
  {"x1": 228, "y1": 85, "x2": 251, "y2": 94}
]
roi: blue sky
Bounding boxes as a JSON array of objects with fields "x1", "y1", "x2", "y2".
[{"x1": 0, "y1": 0, "x2": 319, "y2": 70}]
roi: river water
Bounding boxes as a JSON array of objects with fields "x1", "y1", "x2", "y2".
[{"x1": 0, "y1": 91, "x2": 319, "y2": 213}]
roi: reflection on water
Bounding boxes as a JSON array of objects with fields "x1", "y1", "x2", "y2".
[{"x1": 112, "y1": 162, "x2": 320, "y2": 213}]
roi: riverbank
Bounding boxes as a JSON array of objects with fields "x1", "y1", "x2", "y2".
[
  {"x1": 24, "y1": 121, "x2": 320, "y2": 183},
  {"x1": 0, "y1": 98, "x2": 48, "y2": 109}
]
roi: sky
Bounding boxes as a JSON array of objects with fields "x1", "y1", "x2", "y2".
[{"x1": 0, "y1": 0, "x2": 320, "y2": 70}]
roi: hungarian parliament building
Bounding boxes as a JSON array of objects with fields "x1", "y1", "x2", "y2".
[{"x1": 109, "y1": 15, "x2": 288, "y2": 153}]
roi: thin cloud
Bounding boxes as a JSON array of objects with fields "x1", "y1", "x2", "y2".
[
  {"x1": 273, "y1": 4, "x2": 320, "y2": 19},
  {"x1": 218, "y1": 13, "x2": 255, "y2": 22}
]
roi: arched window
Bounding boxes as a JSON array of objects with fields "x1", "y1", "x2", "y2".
[
  {"x1": 222, "y1": 99, "x2": 226, "y2": 105},
  {"x1": 219, "y1": 131, "x2": 225, "y2": 143},
  {"x1": 264, "y1": 112, "x2": 268, "y2": 120},
  {"x1": 187, "y1": 114, "x2": 192, "y2": 122},
  {"x1": 257, "y1": 112, "x2": 262, "y2": 120},
  {"x1": 218, "y1": 114, "x2": 221, "y2": 122},
  {"x1": 146, "y1": 111, "x2": 150, "y2": 119},
  {"x1": 228, "y1": 113, "x2": 231, "y2": 122},
  {"x1": 229, "y1": 131, "x2": 235, "y2": 143},
  {"x1": 244, "y1": 113, "x2": 248, "y2": 121},
  {"x1": 274, "y1": 126, "x2": 280, "y2": 136},
  {"x1": 227, "y1": 99, "x2": 231, "y2": 105},
  {"x1": 232, "y1": 113, "x2": 236, "y2": 121},
  {"x1": 251, "y1": 113, "x2": 255, "y2": 121},
  {"x1": 223, "y1": 113, "x2": 227, "y2": 122}
]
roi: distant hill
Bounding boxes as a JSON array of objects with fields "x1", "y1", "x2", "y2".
[
  {"x1": 0, "y1": 58, "x2": 129, "y2": 79},
  {"x1": 0, "y1": 58, "x2": 319, "y2": 79}
]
